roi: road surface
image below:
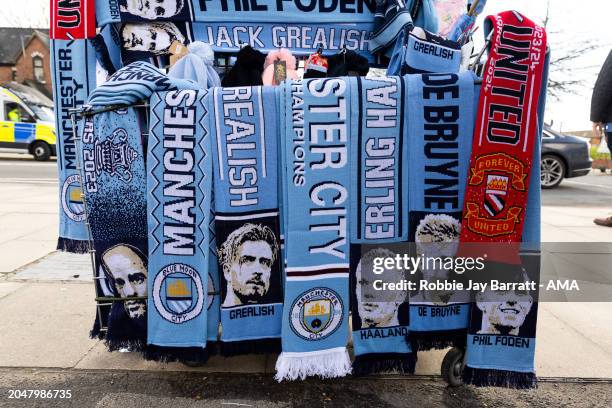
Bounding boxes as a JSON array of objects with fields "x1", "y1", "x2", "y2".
[{"x1": 0, "y1": 153, "x2": 57, "y2": 183}]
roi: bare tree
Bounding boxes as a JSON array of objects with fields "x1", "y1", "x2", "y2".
[
  {"x1": 543, "y1": 0, "x2": 607, "y2": 100},
  {"x1": 0, "y1": 1, "x2": 49, "y2": 29}
]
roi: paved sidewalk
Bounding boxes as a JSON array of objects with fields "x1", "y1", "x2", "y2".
[{"x1": 0, "y1": 181, "x2": 58, "y2": 277}]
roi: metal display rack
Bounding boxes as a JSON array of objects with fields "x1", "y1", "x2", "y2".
[{"x1": 68, "y1": 69, "x2": 486, "y2": 382}]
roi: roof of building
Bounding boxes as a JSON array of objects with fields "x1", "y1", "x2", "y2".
[{"x1": 0, "y1": 28, "x2": 50, "y2": 65}]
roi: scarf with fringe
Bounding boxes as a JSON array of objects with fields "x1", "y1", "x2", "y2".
[
  {"x1": 145, "y1": 89, "x2": 212, "y2": 362},
  {"x1": 406, "y1": 71, "x2": 477, "y2": 351},
  {"x1": 83, "y1": 61, "x2": 197, "y2": 351},
  {"x1": 51, "y1": 1, "x2": 97, "y2": 253},
  {"x1": 210, "y1": 86, "x2": 283, "y2": 356},
  {"x1": 275, "y1": 78, "x2": 354, "y2": 381},
  {"x1": 459, "y1": 10, "x2": 547, "y2": 389},
  {"x1": 80, "y1": 107, "x2": 149, "y2": 351},
  {"x1": 348, "y1": 76, "x2": 415, "y2": 375}
]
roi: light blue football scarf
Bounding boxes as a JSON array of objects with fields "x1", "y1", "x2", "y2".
[
  {"x1": 146, "y1": 89, "x2": 212, "y2": 362},
  {"x1": 348, "y1": 76, "x2": 415, "y2": 375},
  {"x1": 163, "y1": 42, "x2": 222, "y2": 351},
  {"x1": 87, "y1": 61, "x2": 196, "y2": 107},
  {"x1": 51, "y1": 38, "x2": 97, "y2": 253},
  {"x1": 80, "y1": 107, "x2": 148, "y2": 350},
  {"x1": 276, "y1": 78, "x2": 353, "y2": 381},
  {"x1": 210, "y1": 86, "x2": 283, "y2": 355},
  {"x1": 387, "y1": 27, "x2": 461, "y2": 76},
  {"x1": 406, "y1": 71, "x2": 476, "y2": 351}
]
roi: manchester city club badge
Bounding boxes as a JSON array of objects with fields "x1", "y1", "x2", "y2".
[
  {"x1": 290, "y1": 287, "x2": 343, "y2": 340},
  {"x1": 153, "y1": 263, "x2": 204, "y2": 324},
  {"x1": 61, "y1": 174, "x2": 85, "y2": 222}
]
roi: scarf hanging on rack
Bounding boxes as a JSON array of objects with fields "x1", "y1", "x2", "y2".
[
  {"x1": 459, "y1": 10, "x2": 547, "y2": 389},
  {"x1": 164, "y1": 42, "x2": 222, "y2": 352},
  {"x1": 348, "y1": 76, "x2": 415, "y2": 375},
  {"x1": 210, "y1": 86, "x2": 283, "y2": 356},
  {"x1": 387, "y1": 27, "x2": 462, "y2": 76},
  {"x1": 275, "y1": 78, "x2": 354, "y2": 381},
  {"x1": 145, "y1": 89, "x2": 212, "y2": 362},
  {"x1": 87, "y1": 61, "x2": 196, "y2": 107},
  {"x1": 406, "y1": 71, "x2": 477, "y2": 351},
  {"x1": 83, "y1": 61, "x2": 198, "y2": 349},
  {"x1": 80, "y1": 107, "x2": 148, "y2": 350},
  {"x1": 51, "y1": 1, "x2": 97, "y2": 253}
]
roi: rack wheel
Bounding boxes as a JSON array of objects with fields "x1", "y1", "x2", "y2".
[{"x1": 441, "y1": 347, "x2": 464, "y2": 387}]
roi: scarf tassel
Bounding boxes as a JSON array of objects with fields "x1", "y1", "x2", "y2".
[
  {"x1": 352, "y1": 353, "x2": 416, "y2": 376},
  {"x1": 462, "y1": 366, "x2": 537, "y2": 389},
  {"x1": 89, "y1": 324, "x2": 105, "y2": 340},
  {"x1": 220, "y1": 338, "x2": 281, "y2": 356},
  {"x1": 56, "y1": 237, "x2": 89, "y2": 254},
  {"x1": 144, "y1": 345, "x2": 210, "y2": 364},
  {"x1": 274, "y1": 347, "x2": 352, "y2": 382},
  {"x1": 103, "y1": 337, "x2": 146, "y2": 353}
]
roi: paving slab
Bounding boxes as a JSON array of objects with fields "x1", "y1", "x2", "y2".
[
  {"x1": 0, "y1": 282, "x2": 97, "y2": 368},
  {"x1": 0, "y1": 281, "x2": 25, "y2": 298},
  {"x1": 12, "y1": 251, "x2": 91, "y2": 282},
  {"x1": 414, "y1": 349, "x2": 447, "y2": 376},
  {"x1": 0, "y1": 240, "x2": 56, "y2": 273},
  {"x1": 535, "y1": 303, "x2": 612, "y2": 378}
]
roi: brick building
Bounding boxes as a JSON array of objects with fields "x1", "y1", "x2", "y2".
[{"x1": 0, "y1": 28, "x2": 51, "y2": 99}]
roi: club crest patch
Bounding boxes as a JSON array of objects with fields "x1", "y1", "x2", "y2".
[
  {"x1": 484, "y1": 174, "x2": 508, "y2": 216},
  {"x1": 464, "y1": 153, "x2": 526, "y2": 237},
  {"x1": 61, "y1": 174, "x2": 85, "y2": 222},
  {"x1": 153, "y1": 263, "x2": 204, "y2": 324},
  {"x1": 290, "y1": 287, "x2": 343, "y2": 340},
  {"x1": 93, "y1": 128, "x2": 138, "y2": 183}
]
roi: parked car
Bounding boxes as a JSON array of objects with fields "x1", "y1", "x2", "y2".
[
  {"x1": 541, "y1": 125, "x2": 592, "y2": 189},
  {"x1": 0, "y1": 84, "x2": 56, "y2": 161}
]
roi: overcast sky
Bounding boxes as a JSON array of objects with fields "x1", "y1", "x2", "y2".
[{"x1": 2, "y1": 0, "x2": 610, "y2": 131}]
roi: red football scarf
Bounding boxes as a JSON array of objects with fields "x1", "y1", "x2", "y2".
[{"x1": 460, "y1": 11, "x2": 547, "y2": 264}]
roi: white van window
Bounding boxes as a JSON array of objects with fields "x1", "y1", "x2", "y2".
[{"x1": 3, "y1": 102, "x2": 34, "y2": 123}]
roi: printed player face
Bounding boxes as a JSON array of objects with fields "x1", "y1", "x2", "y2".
[
  {"x1": 478, "y1": 289, "x2": 533, "y2": 331},
  {"x1": 103, "y1": 245, "x2": 147, "y2": 319},
  {"x1": 121, "y1": 0, "x2": 181, "y2": 19},
  {"x1": 229, "y1": 240, "x2": 273, "y2": 302},
  {"x1": 122, "y1": 25, "x2": 174, "y2": 53},
  {"x1": 415, "y1": 215, "x2": 461, "y2": 282},
  {"x1": 356, "y1": 258, "x2": 404, "y2": 328},
  {"x1": 414, "y1": 215, "x2": 460, "y2": 258}
]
